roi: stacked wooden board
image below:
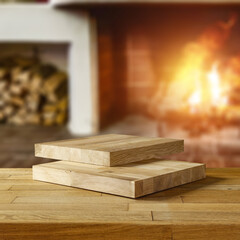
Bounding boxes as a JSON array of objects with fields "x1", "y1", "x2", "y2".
[{"x1": 33, "y1": 134, "x2": 206, "y2": 198}]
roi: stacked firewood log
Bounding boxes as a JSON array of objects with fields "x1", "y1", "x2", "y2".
[{"x1": 0, "y1": 56, "x2": 68, "y2": 126}]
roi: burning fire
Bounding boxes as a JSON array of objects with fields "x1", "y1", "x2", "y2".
[
  {"x1": 149, "y1": 13, "x2": 240, "y2": 137},
  {"x1": 188, "y1": 63, "x2": 228, "y2": 113},
  {"x1": 161, "y1": 14, "x2": 238, "y2": 114},
  {"x1": 152, "y1": 13, "x2": 240, "y2": 123}
]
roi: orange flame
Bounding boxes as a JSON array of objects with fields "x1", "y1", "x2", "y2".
[
  {"x1": 153, "y1": 15, "x2": 237, "y2": 115},
  {"x1": 188, "y1": 63, "x2": 228, "y2": 112}
]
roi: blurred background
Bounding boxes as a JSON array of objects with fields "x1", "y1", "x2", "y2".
[{"x1": 0, "y1": 0, "x2": 240, "y2": 168}]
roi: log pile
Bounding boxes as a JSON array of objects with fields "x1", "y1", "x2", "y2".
[{"x1": 0, "y1": 57, "x2": 68, "y2": 126}]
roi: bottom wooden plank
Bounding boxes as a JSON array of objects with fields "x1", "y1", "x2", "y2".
[{"x1": 33, "y1": 159, "x2": 205, "y2": 198}]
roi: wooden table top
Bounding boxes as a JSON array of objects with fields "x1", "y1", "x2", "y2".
[{"x1": 0, "y1": 168, "x2": 240, "y2": 240}]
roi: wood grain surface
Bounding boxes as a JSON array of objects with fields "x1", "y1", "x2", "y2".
[
  {"x1": 0, "y1": 168, "x2": 240, "y2": 239},
  {"x1": 33, "y1": 159, "x2": 205, "y2": 198},
  {"x1": 35, "y1": 134, "x2": 184, "y2": 166}
]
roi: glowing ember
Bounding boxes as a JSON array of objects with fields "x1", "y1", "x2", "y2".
[
  {"x1": 188, "y1": 90, "x2": 201, "y2": 113},
  {"x1": 188, "y1": 63, "x2": 228, "y2": 112},
  {"x1": 189, "y1": 90, "x2": 201, "y2": 105},
  {"x1": 207, "y1": 63, "x2": 221, "y2": 106}
]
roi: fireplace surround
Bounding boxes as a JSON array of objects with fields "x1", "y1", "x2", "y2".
[{"x1": 0, "y1": 4, "x2": 98, "y2": 135}]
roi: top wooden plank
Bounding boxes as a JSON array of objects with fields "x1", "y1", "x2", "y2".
[
  {"x1": 51, "y1": 0, "x2": 240, "y2": 6},
  {"x1": 35, "y1": 134, "x2": 184, "y2": 166}
]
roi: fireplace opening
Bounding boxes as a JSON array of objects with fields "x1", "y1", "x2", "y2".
[
  {"x1": 0, "y1": 43, "x2": 68, "y2": 126},
  {"x1": 92, "y1": 5, "x2": 240, "y2": 167}
]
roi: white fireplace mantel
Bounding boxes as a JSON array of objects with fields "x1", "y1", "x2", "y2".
[{"x1": 0, "y1": 4, "x2": 98, "y2": 135}]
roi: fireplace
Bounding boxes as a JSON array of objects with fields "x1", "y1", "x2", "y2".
[{"x1": 89, "y1": 4, "x2": 240, "y2": 167}]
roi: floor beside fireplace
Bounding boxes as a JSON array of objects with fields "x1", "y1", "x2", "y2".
[
  {"x1": 0, "y1": 115, "x2": 239, "y2": 168},
  {"x1": 0, "y1": 125, "x2": 74, "y2": 168},
  {"x1": 102, "y1": 115, "x2": 240, "y2": 168}
]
